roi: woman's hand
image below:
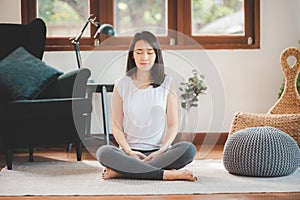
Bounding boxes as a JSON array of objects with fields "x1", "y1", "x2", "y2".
[
  {"x1": 143, "y1": 150, "x2": 162, "y2": 162},
  {"x1": 127, "y1": 150, "x2": 147, "y2": 160}
]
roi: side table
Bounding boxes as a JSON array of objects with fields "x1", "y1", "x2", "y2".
[{"x1": 86, "y1": 83, "x2": 114, "y2": 145}]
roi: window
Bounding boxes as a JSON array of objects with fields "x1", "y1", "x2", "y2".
[
  {"x1": 114, "y1": 0, "x2": 167, "y2": 36},
  {"x1": 37, "y1": 0, "x2": 90, "y2": 37},
  {"x1": 192, "y1": 0, "x2": 245, "y2": 35},
  {"x1": 21, "y1": 0, "x2": 260, "y2": 50}
]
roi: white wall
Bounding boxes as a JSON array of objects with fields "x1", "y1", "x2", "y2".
[
  {"x1": 0, "y1": 0, "x2": 20, "y2": 23},
  {"x1": 1, "y1": 0, "x2": 299, "y2": 133}
]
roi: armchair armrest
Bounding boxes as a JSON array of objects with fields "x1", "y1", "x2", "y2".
[{"x1": 36, "y1": 68, "x2": 91, "y2": 99}]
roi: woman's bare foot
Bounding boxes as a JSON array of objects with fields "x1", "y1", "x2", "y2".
[
  {"x1": 102, "y1": 168, "x2": 123, "y2": 180},
  {"x1": 163, "y1": 169, "x2": 197, "y2": 181}
]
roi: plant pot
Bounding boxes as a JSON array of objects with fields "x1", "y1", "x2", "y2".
[{"x1": 174, "y1": 109, "x2": 196, "y2": 144}]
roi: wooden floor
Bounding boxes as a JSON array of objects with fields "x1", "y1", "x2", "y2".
[{"x1": 0, "y1": 144, "x2": 299, "y2": 200}]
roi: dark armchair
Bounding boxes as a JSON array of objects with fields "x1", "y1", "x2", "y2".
[{"x1": 0, "y1": 18, "x2": 92, "y2": 170}]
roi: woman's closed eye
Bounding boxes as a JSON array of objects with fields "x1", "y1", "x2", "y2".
[
  {"x1": 147, "y1": 50, "x2": 154, "y2": 54},
  {"x1": 134, "y1": 49, "x2": 154, "y2": 55},
  {"x1": 135, "y1": 50, "x2": 143, "y2": 54}
]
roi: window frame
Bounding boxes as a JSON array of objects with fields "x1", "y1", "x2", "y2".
[
  {"x1": 21, "y1": 0, "x2": 260, "y2": 50},
  {"x1": 177, "y1": 0, "x2": 260, "y2": 49}
]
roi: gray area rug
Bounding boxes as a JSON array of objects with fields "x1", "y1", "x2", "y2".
[{"x1": 0, "y1": 160, "x2": 299, "y2": 196}]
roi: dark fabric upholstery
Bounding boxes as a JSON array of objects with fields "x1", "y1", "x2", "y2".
[
  {"x1": 0, "y1": 47, "x2": 63, "y2": 102},
  {"x1": 0, "y1": 98, "x2": 92, "y2": 147},
  {"x1": 0, "y1": 19, "x2": 92, "y2": 170},
  {"x1": 0, "y1": 18, "x2": 46, "y2": 60},
  {"x1": 37, "y1": 68, "x2": 91, "y2": 99}
]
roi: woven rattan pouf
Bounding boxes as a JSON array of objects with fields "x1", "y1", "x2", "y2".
[{"x1": 223, "y1": 126, "x2": 300, "y2": 177}]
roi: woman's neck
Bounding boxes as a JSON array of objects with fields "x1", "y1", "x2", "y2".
[
  {"x1": 135, "y1": 71, "x2": 151, "y2": 83},
  {"x1": 132, "y1": 71, "x2": 152, "y2": 89}
]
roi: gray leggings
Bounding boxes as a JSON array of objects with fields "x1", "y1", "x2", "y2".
[{"x1": 96, "y1": 141, "x2": 196, "y2": 180}]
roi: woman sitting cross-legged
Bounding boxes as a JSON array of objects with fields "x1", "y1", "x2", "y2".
[{"x1": 96, "y1": 31, "x2": 197, "y2": 181}]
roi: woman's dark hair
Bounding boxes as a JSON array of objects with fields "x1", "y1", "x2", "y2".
[{"x1": 126, "y1": 31, "x2": 165, "y2": 88}]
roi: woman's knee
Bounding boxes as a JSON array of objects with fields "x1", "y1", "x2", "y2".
[
  {"x1": 174, "y1": 141, "x2": 196, "y2": 150},
  {"x1": 175, "y1": 141, "x2": 196, "y2": 160},
  {"x1": 96, "y1": 145, "x2": 115, "y2": 162}
]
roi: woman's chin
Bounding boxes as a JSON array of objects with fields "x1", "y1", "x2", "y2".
[{"x1": 137, "y1": 66, "x2": 152, "y2": 72}]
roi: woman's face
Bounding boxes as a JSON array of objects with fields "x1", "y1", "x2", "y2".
[{"x1": 133, "y1": 40, "x2": 156, "y2": 72}]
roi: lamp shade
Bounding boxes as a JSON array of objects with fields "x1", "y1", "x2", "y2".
[{"x1": 94, "y1": 24, "x2": 115, "y2": 38}]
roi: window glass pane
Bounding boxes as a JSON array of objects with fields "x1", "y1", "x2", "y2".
[
  {"x1": 114, "y1": 0, "x2": 167, "y2": 36},
  {"x1": 37, "y1": 0, "x2": 90, "y2": 37},
  {"x1": 192, "y1": 0, "x2": 244, "y2": 35}
]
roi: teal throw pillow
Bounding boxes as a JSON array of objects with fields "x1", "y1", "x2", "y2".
[{"x1": 0, "y1": 47, "x2": 63, "y2": 102}]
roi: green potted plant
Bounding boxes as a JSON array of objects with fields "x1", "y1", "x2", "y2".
[
  {"x1": 177, "y1": 69, "x2": 207, "y2": 142},
  {"x1": 179, "y1": 69, "x2": 207, "y2": 111}
]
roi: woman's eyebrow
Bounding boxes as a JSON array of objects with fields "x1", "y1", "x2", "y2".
[{"x1": 134, "y1": 48, "x2": 154, "y2": 51}]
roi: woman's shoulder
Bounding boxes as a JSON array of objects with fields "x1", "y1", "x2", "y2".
[
  {"x1": 162, "y1": 75, "x2": 173, "y2": 88},
  {"x1": 115, "y1": 75, "x2": 131, "y2": 85},
  {"x1": 115, "y1": 75, "x2": 131, "y2": 96},
  {"x1": 164, "y1": 75, "x2": 172, "y2": 82}
]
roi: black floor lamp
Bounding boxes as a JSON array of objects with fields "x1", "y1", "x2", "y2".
[
  {"x1": 71, "y1": 14, "x2": 115, "y2": 69},
  {"x1": 67, "y1": 15, "x2": 115, "y2": 150}
]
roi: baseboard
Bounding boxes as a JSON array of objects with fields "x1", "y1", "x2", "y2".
[
  {"x1": 90, "y1": 132, "x2": 229, "y2": 146},
  {"x1": 192, "y1": 132, "x2": 229, "y2": 145}
]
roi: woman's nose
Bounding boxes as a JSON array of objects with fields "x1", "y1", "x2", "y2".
[{"x1": 142, "y1": 52, "x2": 148, "y2": 60}]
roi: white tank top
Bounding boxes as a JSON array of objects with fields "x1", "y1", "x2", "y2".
[{"x1": 116, "y1": 75, "x2": 172, "y2": 150}]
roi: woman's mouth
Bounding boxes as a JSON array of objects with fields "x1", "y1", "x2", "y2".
[{"x1": 140, "y1": 63, "x2": 149, "y2": 66}]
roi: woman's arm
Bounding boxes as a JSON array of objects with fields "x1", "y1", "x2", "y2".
[
  {"x1": 159, "y1": 80, "x2": 179, "y2": 152},
  {"x1": 111, "y1": 86, "x2": 146, "y2": 159}
]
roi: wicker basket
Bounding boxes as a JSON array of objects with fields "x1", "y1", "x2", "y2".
[
  {"x1": 268, "y1": 47, "x2": 300, "y2": 114},
  {"x1": 229, "y1": 47, "x2": 300, "y2": 146},
  {"x1": 230, "y1": 112, "x2": 300, "y2": 146}
]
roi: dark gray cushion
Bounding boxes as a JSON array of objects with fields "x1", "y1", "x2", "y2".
[
  {"x1": 0, "y1": 47, "x2": 62, "y2": 102},
  {"x1": 223, "y1": 126, "x2": 300, "y2": 177}
]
